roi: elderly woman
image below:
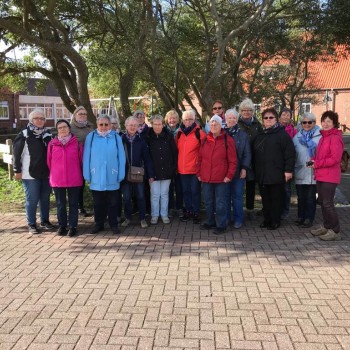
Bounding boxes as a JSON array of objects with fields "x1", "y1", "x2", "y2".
[
  {"x1": 165, "y1": 109, "x2": 183, "y2": 217},
  {"x1": 83, "y1": 115, "x2": 125, "y2": 234},
  {"x1": 238, "y1": 98, "x2": 263, "y2": 220},
  {"x1": 293, "y1": 113, "x2": 321, "y2": 228},
  {"x1": 176, "y1": 109, "x2": 206, "y2": 223},
  {"x1": 205, "y1": 100, "x2": 226, "y2": 133},
  {"x1": 197, "y1": 115, "x2": 237, "y2": 234},
  {"x1": 47, "y1": 120, "x2": 83, "y2": 237},
  {"x1": 121, "y1": 117, "x2": 154, "y2": 228},
  {"x1": 13, "y1": 109, "x2": 53, "y2": 234},
  {"x1": 70, "y1": 106, "x2": 94, "y2": 217},
  {"x1": 110, "y1": 116, "x2": 121, "y2": 134},
  {"x1": 224, "y1": 108, "x2": 251, "y2": 229},
  {"x1": 133, "y1": 110, "x2": 149, "y2": 138},
  {"x1": 309, "y1": 111, "x2": 344, "y2": 241},
  {"x1": 147, "y1": 115, "x2": 177, "y2": 224},
  {"x1": 253, "y1": 108, "x2": 295, "y2": 230}
]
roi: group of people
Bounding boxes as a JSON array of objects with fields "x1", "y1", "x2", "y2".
[{"x1": 12, "y1": 98, "x2": 344, "y2": 240}]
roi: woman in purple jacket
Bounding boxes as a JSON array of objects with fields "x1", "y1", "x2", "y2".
[{"x1": 47, "y1": 119, "x2": 83, "y2": 237}]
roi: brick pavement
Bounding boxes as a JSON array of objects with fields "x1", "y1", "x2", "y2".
[{"x1": 1, "y1": 208, "x2": 350, "y2": 350}]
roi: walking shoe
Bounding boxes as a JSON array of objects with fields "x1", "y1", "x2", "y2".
[
  {"x1": 192, "y1": 213, "x2": 200, "y2": 224},
  {"x1": 162, "y1": 217, "x2": 170, "y2": 224},
  {"x1": 89, "y1": 226, "x2": 104, "y2": 234},
  {"x1": 301, "y1": 219, "x2": 313, "y2": 228},
  {"x1": 180, "y1": 211, "x2": 192, "y2": 222},
  {"x1": 140, "y1": 219, "x2": 148, "y2": 228},
  {"x1": 233, "y1": 222, "x2": 243, "y2": 229},
  {"x1": 121, "y1": 219, "x2": 130, "y2": 227},
  {"x1": 246, "y1": 209, "x2": 255, "y2": 221},
  {"x1": 68, "y1": 227, "x2": 77, "y2": 237},
  {"x1": 268, "y1": 223, "x2": 280, "y2": 230},
  {"x1": 151, "y1": 216, "x2": 158, "y2": 224},
  {"x1": 178, "y1": 209, "x2": 184, "y2": 218},
  {"x1": 319, "y1": 229, "x2": 341, "y2": 241},
  {"x1": 57, "y1": 226, "x2": 67, "y2": 236},
  {"x1": 310, "y1": 225, "x2": 328, "y2": 236},
  {"x1": 259, "y1": 221, "x2": 270, "y2": 228},
  {"x1": 111, "y1": 226, "x2": 120, "y2": 234},
  {"x1": 212, "y1": 227, "x2": 226, "y2": 235},
  {"x1": 295, "y1": 219, "x2": 305, "y2": 226},
  {"x1": 28, "y1": 224, "x2": 40, "y2": 234},
  {"x1": 200, "y1": 223, "x2": 216, "y2": 230},
  {"x1": 40, "y1": 220, "x2": 55, "y2": 229}
]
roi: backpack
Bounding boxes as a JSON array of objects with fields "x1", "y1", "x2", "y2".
[{"x1": 341, "y1": 150, "x2": 350, "y2": 173}]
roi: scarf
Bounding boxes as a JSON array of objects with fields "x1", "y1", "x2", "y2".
[
  {"x1": 225, "y1": 124, "x2": 239, "y2": 137},
  {"x1": 27, "y1": 122, "x2": 46, "y2": 138},
  {"x1": 180, "y1": 122, "x2": 196, "y2": 136},
  {"x1": 166, "y1": 124, "x2": 180, "y2": 137},
  {"x1": 58, "y1": 134, "x2": 72, "y2": 145},
  {"x1": 76, "y1": 120, "x2": 88, "y2": 126},
  {"x1": 125, "y1": 133, "x2": 136, "y2": 143},
  {"x1": 96, "y1": 129, "x2": 112, "y2": 137},
  {"x1": 263, "y1": 123, "x2": 280, "y2": 132},
  {"x1": 298, "y1": 127, "x2": 318, "y2": 157},
  {"x1": 138, "y1": 123, "x2": 147, "y2": 134},
  {"x1": 239, "y1": 116, "x2": 253, "y2": 126}
]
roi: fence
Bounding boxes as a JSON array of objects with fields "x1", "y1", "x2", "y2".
[{"x1": 0, "y1": 139, "x2": 13, "y2": 180}]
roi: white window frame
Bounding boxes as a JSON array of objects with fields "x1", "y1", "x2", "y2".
[{"x1": 0, "y1": 101, "x2": 10, "y2": 119}]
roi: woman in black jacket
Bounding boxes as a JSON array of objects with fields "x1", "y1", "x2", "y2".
[
  {"x1": 253, "y1": 108, "x2": 295, "y2": 230},
  {"x1": 147, "y1": 115, "x2": 178, "y2": 224}
]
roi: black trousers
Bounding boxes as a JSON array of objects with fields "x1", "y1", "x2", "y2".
[
  {"x1": 259, "y1": 183, "x2": 285, "y2": 225},
  {"x1": 245, "y1": 180, "x2": 256, "y2": 210}
]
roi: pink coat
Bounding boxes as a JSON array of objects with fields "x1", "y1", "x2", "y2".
[
  {"x1": 313, "y1": 128, "x2": 344, "y2": 184},
  {"x1": 47, "y1": 135, "x2": 83, "y2": 187},
  {"x1": 285, "y1": 124, "x2": 297, "y2": 139}
]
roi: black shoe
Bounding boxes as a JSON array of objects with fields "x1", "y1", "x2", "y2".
[
  {"x1": 301, "y1": 219, "x2": 313, "y2": 228},
  {"x1": 111, "y1": 226, "x2": 120, "y2": 234},
  {"x1": 192, "y1": 213, "x2": 200, "y2": 224},
  {"x1": 268, "y1": 223, "x2": 280, "y2": 230},
  {"x1": 180, "y1": 211, "x2": 192, "y2": 222},
  {"x1": 200, "y1": 223, "x2": 216, "y2": 230},
  {"x1": 89, "y1": 226, "x2": 104, "y2": 234},
  {"x1": 40, "y1": 220, "x2": 55, "y2": 230},
  {"x1": 68, "y1": 227, "x2": 77, "y2": 237},
  {"x1": 57, "y1": 226, "x2": 67, "y2": 236},
  {"x1": 259, "y1": 221, "x2": 270, "y2": 228},
  {"x1": 28, "y1": 224, "x2": 40, "y2": 234},
  {"x1": 295, "y1": 219, "x2": 305, "y2": 226},
  {"x1": 212, "y1": 227, "x2": 226, "y2": 235}
]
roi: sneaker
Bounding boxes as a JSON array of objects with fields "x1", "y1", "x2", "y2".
[
  {"x1": 192, "y1": 213, "x2": 200, "y2": 224},
  {"x1": 57, "y1": 226, "x2": 67, "y2": 236},
  {"x1": 180, "y1": 211, "x2": 192, "y2": 222},
  {"x1": 140, "y1": 219, "x2": 148, "y2": 228},
  {"x1": 28, "y1": 224, "x2": 40, "y2": 234},
  {"x1": 213, "y1": 227, "x2": 226, "y2": 235},
  {"x1": 233, "y1": 222, "x2": 242, "y2": 229},
  {"x1": 151, "y1": 216, "x2": 158, "y2": 225},
  {"x1": 319, "y1": 229, "x2": 341, "y2": 241},
  {"x1": 310, "y1": 225, "x2": 328, "y2": 236},
  {"x1": 68, "y1": 227, "x2": 77, "y2": 237},
  {"x1": 40, "y1": 221, "x2": 55, "y2": 230},
  {"x1": 121, "y1": 219, "x2": 130, "y2": 227},
  {"x1": 200, "y1": 223, "x2": 216, "y2": 230},
  {"x1": 162, "y1": 217, "x2": 170, "y2": 224}
]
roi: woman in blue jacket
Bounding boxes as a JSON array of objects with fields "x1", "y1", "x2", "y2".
[{"x1": 83, "y1": 115, "x2": 126, "y2": 234}]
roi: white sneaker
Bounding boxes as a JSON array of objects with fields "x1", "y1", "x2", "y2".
[
  {"x1": 121, "y1": 219, "x2": 130, "y2": 227},
  {"x1": 140, "y1": 220, "x2": 148, "y2": 228},
  {"x1": 319, "y1": 229, "x2": 341, "y2": 241},
  {"x1": 151, "y1": 216, "x2": 158, "y2": 224},
  {"x1": 310, "y1": 225, "x2": 327, "y2": 236},
  {"x1": 162, "y1": 217, "x2": 170, "y2": 224}
]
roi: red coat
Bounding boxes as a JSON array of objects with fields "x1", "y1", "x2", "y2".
[
  {"x1": 197, "y1": 130, "x2": 237, "y2": 183},
  {"x1": 313, "y1": 128, "x2": 344, "y2": 184}
]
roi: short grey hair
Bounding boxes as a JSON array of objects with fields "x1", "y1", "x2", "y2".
[
  {"x1": 133, "y1": 110, "x2": 144, "y2": 118},
  {"x1": 182, "y1": 109, "x2": 196, "y2": 121},
  {"x1": 300, "y1": 112, "x2": 316, "y2": 122},
  {"x1": 225, "y1": 108, "x2": 239, "y2": 119},
  {"x1": 97, "y1": 115, "x2": 111, "y2": 123},
  {"x1": 29, "y1": 109, "x2": 45, "y2": 122},
  {"x1": 151, "y1": 115, "x2": 164, "y2": 124},
  {"x1": 125, "y1": 116, "x2": 138, "y2": 127},
  {"x1": 239, "y1": 98, "x2": 255, "y2": 114}
]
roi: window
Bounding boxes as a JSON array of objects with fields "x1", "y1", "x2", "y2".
[
  {"x1": 19, "y1": 103, "x2": 53, "y2": 119},
  {"x1": 300, "y1": 102, "x2": 311, "y2": 114},
  {"x1": 0, "y1": 101, "x2": 9, "y2": 119},
  {"x1": 55, "y1": 104, "x2": 71, "y2": 119}
]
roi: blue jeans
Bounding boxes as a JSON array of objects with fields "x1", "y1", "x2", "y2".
[
  {"x1": 122, "y1": 181, "x2": 146, "y2": 220},
  {"x1": 91, "y1": 190, "x2": 120, "y2": 229},
  {"x1": 227, "y1": 178, "x2": 245, "y2": 225},
  {"x1": 22, "y1": 178, "x2": 51, "y2": 226},
  {"x1": 150, "y1": 179, "x2": 171, "y2": 218},
  {"x1": 296, "y1": 184, "x2": 317, "y2": 222},
  {"x1": 180, "y1": 174, "x2": 201, "y2": 214},
  {"x1": 202, "y1": 182, "x2": 229, "y2": 229},
  {"x1": 53, "y1": 187, "x2": 80, "y2": 228}
]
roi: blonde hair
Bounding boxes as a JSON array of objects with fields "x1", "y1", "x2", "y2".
[{"x1": 164, "y1": 109, "x2": 179, "y2": 124}]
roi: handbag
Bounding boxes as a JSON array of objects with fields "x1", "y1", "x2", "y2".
[{"x1": 124, "y1": 143, "x2": 145, "y2": 183}]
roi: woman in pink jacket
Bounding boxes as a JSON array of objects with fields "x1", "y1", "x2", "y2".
[
  {"x1": 47, "y1": 119, "x2": 83, "y2": 237},
  {"x1": 309, "y1": 111, "x2": 344, "y2": 241}
]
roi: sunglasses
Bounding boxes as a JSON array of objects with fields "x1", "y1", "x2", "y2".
[
  {"x1": 98, "y1": 123, "x2": 109, "y2": 126},
  {"x1": 212, "y1": 106, "x2": 222, "y2": 110},
  {"x1": 263, "y1": 116, "x2": 275, "y2": 120},
  {"x1": 302, "y1": 121, "x2": 314, "y2": 125}
]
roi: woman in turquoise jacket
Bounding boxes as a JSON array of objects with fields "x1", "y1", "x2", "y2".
[{"x1": 83, "y1": 115, "x2": 126, "y2": 234}]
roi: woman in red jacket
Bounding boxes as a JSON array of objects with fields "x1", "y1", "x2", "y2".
[
  {"x1": 197, "y1": 115, "x2": 237, "y2": 234},
  {"x1": 309, "y1": 111, "x2": 344, "y2": 241}
]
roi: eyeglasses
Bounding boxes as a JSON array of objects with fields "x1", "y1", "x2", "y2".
[
  {"x1": 241, "y1": 109, "x2": 253, "y2": 113},
  {"x1": 263, "y1": 116, "x2": 275, "y2": 120},
  {"x1": 33, "y1": 117, "x2": 45, "y2": 121},
  {"x1": 183, "y1": 119, "x2": 194, "y2": 122},
  {"x1": 77, "y1": 113, "x2": 87, "y2": 116},
  {"x1": 57, "y1": 125, "x2": 69, "y2": 130},
  {"x1": 98, "y1": 123, "x2": 110, "y2": 126},
  {"x1": 302, "y1": 121, "x2": 314, "y2": 125},
  {"x1": 212, "y1": 106, "x2": 222, "y2": 110}
]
